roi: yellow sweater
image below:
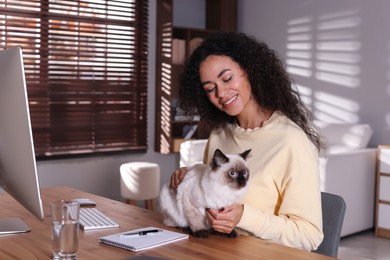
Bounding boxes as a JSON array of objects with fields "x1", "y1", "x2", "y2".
[{"x1": 203, "y1": 111, "x2": 324, "y2": 251}]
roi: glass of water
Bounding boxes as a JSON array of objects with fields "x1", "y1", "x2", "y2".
[{"x1": 51, "y1": 200, "x2": 80, "y2": 260}]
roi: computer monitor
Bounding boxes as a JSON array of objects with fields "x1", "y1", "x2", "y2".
[{"x1": 0, "y1": 46, "x2": 44, "y2": 234}]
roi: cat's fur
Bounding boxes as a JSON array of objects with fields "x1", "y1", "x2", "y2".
[{"x1": 159, "y1": 148, "x2": 251, "y2": 238}]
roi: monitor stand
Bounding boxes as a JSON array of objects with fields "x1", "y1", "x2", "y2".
[{"x1": 0, "y1": 217, "x2": 31, "y2": 235}]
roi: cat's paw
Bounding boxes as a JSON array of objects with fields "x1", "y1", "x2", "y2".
[
  {"x1": 192, "y1": 229, "x2": 211, "y2": 238},
  {"x1": 211, "y1": 229, "x2": 239, "y2": 238},
  {"x1": 177, "y1": 226, "x2": 191, "y2": 234},
  {"x1": 226, "y1": 229, "x2": 239, "y2": 238}
]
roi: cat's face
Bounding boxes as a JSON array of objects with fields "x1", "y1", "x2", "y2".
[{"x1": 210, "y1": 149, "x2": 251, "y2": 190}]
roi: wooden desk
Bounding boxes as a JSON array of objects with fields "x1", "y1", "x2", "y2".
[{"x1": 0, "y1": 186, "x2": 335, "y2": 259}]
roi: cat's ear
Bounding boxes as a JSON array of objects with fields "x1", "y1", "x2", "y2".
[
  {"x1": 211, "y1": 149, "x2": 229, "y2": 169},
  {"x1": 240, "y1": 149, "x2": 251, "y2": 160}
]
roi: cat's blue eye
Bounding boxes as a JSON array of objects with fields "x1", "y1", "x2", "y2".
[
  {"x1": 239, "y1": 170, "x2": 248, "y2": 177},
  {"x1": 229, "y1": 170, "x2": 236, "y2": 177}
]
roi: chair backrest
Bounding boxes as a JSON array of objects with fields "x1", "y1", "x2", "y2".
[{"x1": 313, "y1": 192, "x2": 346, "y2": 258}]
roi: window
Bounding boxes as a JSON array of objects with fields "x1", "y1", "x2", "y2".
[{"x1": 0, "y1": 0, "x2": 148, "y2": 158}]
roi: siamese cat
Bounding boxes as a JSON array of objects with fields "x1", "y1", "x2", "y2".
[{"x1": 159, "y1": 148, "x2": 251, "y2": 238}]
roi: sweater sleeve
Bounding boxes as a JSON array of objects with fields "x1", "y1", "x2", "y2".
[{"x1": 238, "y1": 203, "x2": 323, "y2": 251}]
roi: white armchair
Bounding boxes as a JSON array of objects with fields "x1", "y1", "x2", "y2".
[
  {"x1": 319, "y1": 149, "x2": 376, "y2": 237},
  {"x1": 179, "y1": 122, "x2": 376, "y2": 237},
  {"x1": 316, "y1": 122, "x2": 376, "y2": 237}
]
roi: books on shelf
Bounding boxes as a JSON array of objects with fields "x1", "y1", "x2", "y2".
[
  {"x1": 172, "y1": 39, "x2": 185, "y2": 64},
  {"x1": 172, "y1": 37, "x2": 204, "y2": 65},
  {"x1": 99, "y1": 226, "x2": 188, "y2": 252},
  {"x1": 174, "y1": 115, "x2": 200, "y2": 122},
  {"x1": 183, "y1": 124, "x2": 198, "y2": 139},
  {"x1": 189, "y1": 37, "x2": 204, "y2": 56}
]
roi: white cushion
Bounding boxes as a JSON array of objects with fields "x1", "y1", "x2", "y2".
[
  {"x1": 179, "y1": 139, "x2": 207, "y2": 167},
  {"x1": 314, "y1": 121, "x2": 373, "y2": 149}
]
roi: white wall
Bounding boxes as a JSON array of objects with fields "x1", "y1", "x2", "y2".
[
  {"x1": 238, "y1": 0, "x2": 390, "y2": 147},
  {"x1": 37, "y1": 0, "x2": 179, "y2": 200}
]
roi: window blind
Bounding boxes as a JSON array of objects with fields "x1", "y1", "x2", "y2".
[{"x1": 0, "y1": 0, "x2": 148, "y2": 158}]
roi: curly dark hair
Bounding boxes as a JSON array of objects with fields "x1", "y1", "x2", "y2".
[{"x1": 179, "y1": 32, "x2": 325, "y2": 153}]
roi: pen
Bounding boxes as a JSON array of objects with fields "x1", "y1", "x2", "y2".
[{"x1": 120, "y1": 229, "x2": 163, "y2": 237}]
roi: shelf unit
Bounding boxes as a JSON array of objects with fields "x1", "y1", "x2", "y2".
[
  {"x1": 375, "y1": 145, "x2": 390, "y2": 239},
  {"x1": 155, "y1": 0, "x2": 237, "y2": 154}
]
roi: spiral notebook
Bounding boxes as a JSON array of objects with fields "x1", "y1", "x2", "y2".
[{"x1": 99, "y1": 226, "x2": 188, "y2": 252}]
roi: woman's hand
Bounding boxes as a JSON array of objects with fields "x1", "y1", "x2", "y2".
[
  {"x1": 169, "y1": 167, "x2": 188, "y2": 190},
  {"x1": 206, "y1": 203, "x2": 244, "y2": 234}
]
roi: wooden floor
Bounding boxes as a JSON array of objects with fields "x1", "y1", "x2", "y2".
[{"x1": 338, "y1": 229, "x2": 390, "y2": 260}]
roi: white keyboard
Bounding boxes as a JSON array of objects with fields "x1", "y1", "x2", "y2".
[{"x1": 79, "y1": 207, "x2": 119, "y2": 230}]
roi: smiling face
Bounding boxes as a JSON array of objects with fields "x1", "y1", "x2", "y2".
[{"x1": 199, "y1": 55, "x2": 254, "y2": 117}]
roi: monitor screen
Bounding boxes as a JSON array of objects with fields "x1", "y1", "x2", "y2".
[{"x1": 0, "y1": 46, "x2": 44, "y2": 234}]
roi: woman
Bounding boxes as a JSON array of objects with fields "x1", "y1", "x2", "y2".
[{"x1": 170, "y1": 32, "x2": 325, "y2": 251}]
